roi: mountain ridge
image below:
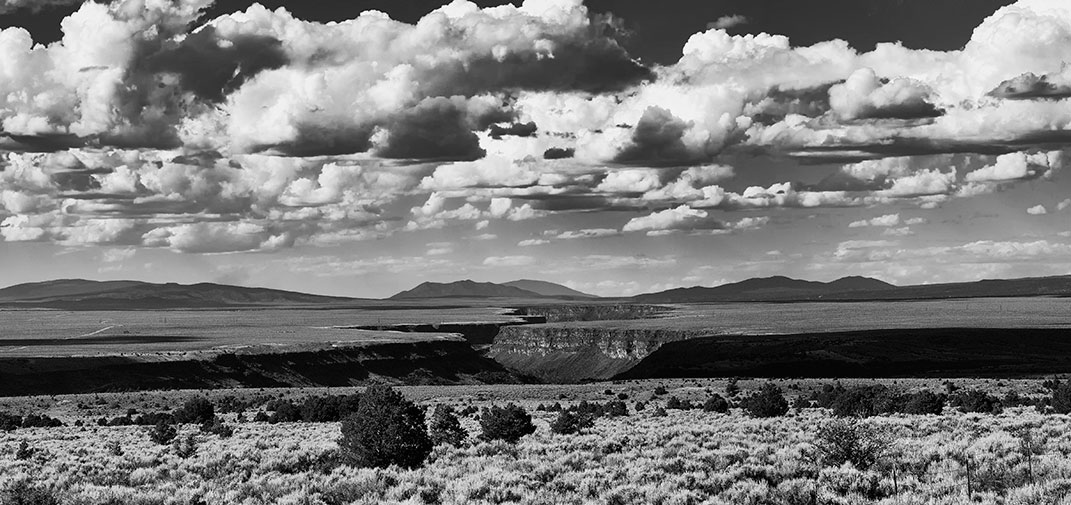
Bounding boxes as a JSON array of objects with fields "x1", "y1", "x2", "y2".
[{"x1": 0, "y1": 279, "x2": 355, "y2": 309}]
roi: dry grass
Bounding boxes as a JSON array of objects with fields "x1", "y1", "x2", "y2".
[{"x1": 1, "y1": 380, "x2": 1070, "y2": 504}]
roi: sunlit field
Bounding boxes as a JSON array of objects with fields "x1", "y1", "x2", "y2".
[
  {"x1": 2, "y1": 379, "x2": 1070, "y2": 505},
  {"x1": 0, "y1": 306, "x2": 523, "y2": 357}
]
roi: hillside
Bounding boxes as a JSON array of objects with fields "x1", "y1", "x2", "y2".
[
  {"x1": 390, "y1": 280, "x2": 544, "y2": 299},
  {"x1": 631, "y1": 274, "x2": 1071, "y2": 302},
  {"x1": 0, "y1": 279, "x2": 354, "y2": 309},
  {"x1": 632, "y1": 276, "x2": 896, "y2": 303},
  {"x1": 503, "y1": 279, "x2": 596, "y2": 298}
]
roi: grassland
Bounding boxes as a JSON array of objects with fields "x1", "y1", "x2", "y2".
[
  {"x1": 1, "y1": 380, "x2": 1069, "y2": 505},
  {"x1": 0, "y1": 306, "x2": 524, "y2": 358}
]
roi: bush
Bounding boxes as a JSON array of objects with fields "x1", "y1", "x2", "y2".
[
  {"x1": 200, "y1": 417, "x2": 234, "y2": 438},
  {"x1": 549, "y1": 409, "x2": 594, "y2": 435},
  {"x1": 703, "y1": 395, "x2": 730, "y2": 413},
  {"x1": 949, "y1": 389, "x2": 1003, "y2": 414},
  {"x1": 652, "y1": 406, "x2": 667, "y2": 417},
  {"x1": 829, "y1": 385, "x2": 900, "y2": 417},
  {"x1": 813, "y1": 419, "x2": 890, "y2": 470},
  {"x1": 725, "y1": 378, "x2": 740, "y2": 397},
  {"x1": 0, "y1": 412, "x2": 20, "y2": 431},
  {"x1": 479, "y1": 404, "x2": 536, "y2": 443},
  {"x1": 15, "y1": 440, "x2": 33, "y2": 460},
  {"x1": 149, "y1": 421, "x2": 177, "y2": 445},
  {"x1": 653, "y1": 385, "x2": 668, "y2": 396},
  {"x1": 741, "y1": 383, "x2": 789, "y2": 418},
  {"x1": 902, "y1": 390, "x2": 946, "y2": 415},
  {"x1": 1051, "y1": 383, "x2": 1071, "y2": 414},
  {"x1": 1, "y1": 480, "x2": 59, "y2": 505},
  {"x1": 175, "y1": 397, "x2": 214, "y2": 425},
  {"x1": 428, "y1": 405, "x2": 467, "y2": 447},
  {"x1": 172, "y1": 434, "x2": 197, "y2": 459},
  {"x1": 338, "y1": 386, "x2": 431, "y2": 469}
]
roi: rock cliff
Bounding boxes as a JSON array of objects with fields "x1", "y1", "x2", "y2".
[{"x1": 489, "y1": 324, "x2": 709, "y2": 382}]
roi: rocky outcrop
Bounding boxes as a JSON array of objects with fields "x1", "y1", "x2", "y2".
[
  {"x1": 516, "y1": 304, "x2": 674, "y2": 323},
  {"x1": 489, "y1": 325, "x2": 709, "y2": 382}
]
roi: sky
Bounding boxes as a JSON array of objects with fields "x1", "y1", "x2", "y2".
[{"x1": 0, "y1": 0, "x2": 1069, "y2": 298}]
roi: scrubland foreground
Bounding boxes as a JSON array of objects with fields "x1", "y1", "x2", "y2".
[{"x1": 1, "y1": 381, "x2": 1071, "y2": 505}]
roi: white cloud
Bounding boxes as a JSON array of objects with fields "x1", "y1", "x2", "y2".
[
  {"x1": 482, "y1": 255, "x2": 536, "y2": 267},
  {"x1": 1027, "y1": 204, "x2": 1048, "y2": 215},
  {"x1": 710, "y1": 15, "x2": 748, "y2": 30},
  {"x1": 848, "y1": 214, "x2": 901, "y2": 228}
]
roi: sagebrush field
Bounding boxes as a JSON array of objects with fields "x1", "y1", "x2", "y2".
[{"x1": 2, "y1": 380, "x2": 1071, "y2": 505}]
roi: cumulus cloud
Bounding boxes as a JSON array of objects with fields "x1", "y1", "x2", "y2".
[
  {"x1": 1027, "y1": 204, "x2": 1048, "y2": 215},
  {"x1": 3, "y1": 0, "x2": 1071, "y2": 257},
  {"x1": 848, "y1": 214, "x2": 901, "y2": 228},
  {"x1": 1058, "y1": 199, "x2": 1071, "y2": 211}
]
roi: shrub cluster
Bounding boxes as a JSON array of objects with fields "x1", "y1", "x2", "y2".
[
  {"x1": 948, "y1": 389, "x2": 1003, "y2": 414},
  {"x1": 479, "y1": 404, "x2": 536, "y2": 443},
  {"x1": 808, "y1": 384, "x2": 947, "y2": 417},
  {"x1": 741, "y1": 383, "x2": 790, "y2": 418},
  {"x1": 261, "y1": 394, "x2": 362, "y2": 423},
  {"x1": 0, "y1": 412, "x2": 63, "y2": 431}
]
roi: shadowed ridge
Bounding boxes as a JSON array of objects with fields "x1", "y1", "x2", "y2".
[{"x1": 502, "y1": 279, "x2": 597, "y2": 298}]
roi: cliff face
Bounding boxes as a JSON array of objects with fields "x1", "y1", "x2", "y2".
[
  {"x1": 489, "y1": 325, "x2": 708, "y2": 382},
  {"x1": 0, "y1": 341, "x2": 530, "y2": 396}
]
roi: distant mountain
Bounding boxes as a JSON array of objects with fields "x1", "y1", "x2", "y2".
[
  {"x1": 390, "y1": 280, "x2": 545, "y2": 299},
  {"x1": 632, "y1": 275, "x2": 1071, "y2": 303},
  {"x1": 502, "y1": 279, "x2": 596, "y2": 298},
  {"x1": 0, "y1": 279, "x2": 354, "y2": 309},
  {"x1": 632, "y1": 276, "x2": 894, "y2": 303}
]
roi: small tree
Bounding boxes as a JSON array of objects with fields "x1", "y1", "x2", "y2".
[
  {"x1": 741, "y1": 383, "x2": 789, "y2": 418},
  {"x1": 725, "y1": 378, "x2": 740, "y2": 397},
  {"x1": 550, "y1": 410, "x2": 594, "y2": 435},
  {"x1": 149, "y1": 421, "x2": 177, "y2": 445},
  {"x1": 172, "y1": 434, "x2": 197, "y2": 459},
  {"x1": 1051, "y1": 383, "x2": 1071, "y2": 414},
  {"x1": 703, "y1": 394, "x2": 730, "y2": 413},
  {"x1": 339, "y1": 386, "x2": 432, "y2": 469},
  {"x1": 479, "y1": 404, "x2": 535, "y2": 443},
  {"x1": 175, "y1": 397, "x2": 214, "y2": 425},
  {"x1": 428, "y1": 405, "x2": 467, "y2": 447},
  {"x1": 813, "y1": 418, "x2": 890, "y2": 470}
]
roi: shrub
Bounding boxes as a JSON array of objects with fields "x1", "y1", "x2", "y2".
[
  {"x1": 172, "y1": 434, "x2": 197, "y2": 459},
  {"x1": 652, "y1": 407, "x2": 667, "y2": 417},
  {"x1": 813, "y1": 418, "x2": 891, "y2": 470},
  {"x1": 703, "y1": 395, "x2": 730, "y2": 413},
  {"x1": 725, "y1": 378, "x2": 740, "y2": 397},
  {"x1": 550, "y1": 409, "x2": 594, "y2": 435},
  {"x1": 634, "y1": 401, "x2": 646, "y2": 411},
  {"x1": 902, "y1": 390, "x2": 945, "y2": 415},
  {"x1": 1, "y1": 480, "x2": 59, "y2": 505},
  {"x1": 829, "y1": 385, "x2": 900, "y2": 417},
  {"x1": 338, "y1": 386, "x2": 432, "y2": 469},
  {"x1": 949, "y1": 389, "x2": 1003, "y2": 414},
  {"x1": 1051, "y1": 383, "x2": 1071, "y2": 414},
  {"x1": 175, "y1": 397, "x2": 215, "y2": 425},
  {"x1": 200, "y1": 417, "x2": 234, "y2": 438},
  {"x1": 0, "y1": 412, "x2": 20, "y2": 431},
  {"x1": 428, "y1": 405, "x2": 467, "y2": 447},
  {"x1": 15, "y1": 440, "x2": 33, "y2": 460},
  {"x1": 741, "y1": 383, "x2": 789, "y2": 418},
  {"x1": 653, "y1": 385, "x2": 668, "y2": 396},
  {"x1": 604, "y1": 400, "x2": 628, "y2": 417},
  {"x1": 149, "y1": 421, "x2": 177, "y2": 445},
  {"x1": 479, "y1": 404, "x2": 535, "y2": 443}
]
